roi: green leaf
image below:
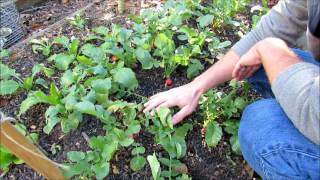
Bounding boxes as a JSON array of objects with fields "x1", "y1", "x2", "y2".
[
  {"x1": 157, "y1": 107, "x2": 173, "y2": 129},
  {"x1": 197, "y1": 15, "x2": 214, "y2": 28},
  {"x1": 234, "y1": 97, "x2": 247, "y2": 110},
  {"x1": 91, "y1": 78, "x2": 111, "y2": 94},
  {"x1": 135, "y1": 47, "x2": 158, "y2": 69},
  {"x1": 0, "y1": 63, "x2": 18, "y2": 80},
  {"x1": 217, "y1": 41, "x2": 232, "y2": 49},
  {"x1": 74, "y1": 101, "x2": 96, "y2": 116},
  {"x1": 19, "y1": 92, "x2": 42, "y2": 116},
  {"x1": 67, "y1": 151, "x2": 85, "y2": 162},
  {"x1": 43, "y1": 106, "x2": 61, "y2": 134},
  {"x1": 69, "y1": 38, "x2": 80, "y2": 55},
  {"x1": 147, "y1": 154, "x2": 161, "y2": 180},
  {"x1": 52, "y1": 36, "x2": 70, "y2": 49},
  {"x1": 205, "y1": 121, "x2": 222, "y2": 147},
  {"x1": 61, "y1": 111, "x2": 82, "y2": 133},
  {"x1": 0, "y1": 49, "x2": 10, "y2": 59},
  {"x1": 35, "y1": 78, "x2": 48, "y2": 88},
  {"x1": 223, "y1": 120, "x2": 239, "y2": 135},
  {"x1": 102, "y1": 141, "x2": 118, "y2": 161},
  {"x1": 230, "y1": 135, "x2": 241, "y2": 154},
  {"x1": 154, "y1": 33, "x2": 175, "y2": 52},
  {"x1": 94, "y1": 162, "x2": 110, "y2": 180},
  {"x1": 81, "y1": 44, "x2": 105, "y2": 63},
  {"x1": 77, "y1": 55, "x2": 94, "y2": 66},
  {"x1": 0, "y1": 80, "x2": 20, "y2": 95},
  {"x1": 61, "y1": 70, "x2": 75, "y2": 88},
  {"x1": 49, "y1": 53, "x2": 74, "y2": 71},
  {"x1": 132, "y1": 147, "x2": 145, "y2": 155},
  {"x1": 130, "y1": 156, "x2": 146, "y2": 172},
  {"x1": 93, "y1": 26, "x2": 109, "y2": 36},
  {"x1": 187, "y1": 59, "x2": 204, "y2": 79},
  {"x1": 111, "y1": 68, "x2": 138, "y2": 90},
  {"x1": 23, "y1": 77, "x2": 33, "y2": 90}
]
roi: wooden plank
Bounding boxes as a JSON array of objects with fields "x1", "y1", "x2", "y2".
[{"x1": 0, "y1": 121, "x2": 67, "y2": 180}]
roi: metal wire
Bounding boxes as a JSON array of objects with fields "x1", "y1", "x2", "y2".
[{"x1": 0, "y1": 0, "x2": 24, "y2": 48}]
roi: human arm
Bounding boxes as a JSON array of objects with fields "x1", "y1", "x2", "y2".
[
  {"x1": 144, "y1": 50, "x2": 240, "y2": 124},
  {"x1": 144, "y1": 0, "x2": 309, "y2": 124},
  {"x1": 233, "y1": 37, "x2": 320, "y2": 144},
  {"x1": 232, "y1": 0, "x2": 308, "y2": 57}
]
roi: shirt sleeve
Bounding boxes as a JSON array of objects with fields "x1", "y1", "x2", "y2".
[
  {"x1": 271, "y1": 62, "x2": 320, "y2": 144},
  {"x1": 232, "y1": 0, "x2": 308, "y2": 56}
]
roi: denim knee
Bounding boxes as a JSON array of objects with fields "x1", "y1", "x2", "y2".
[
  {"x1": 238, "y1": 99, "x2": 278, "y2": 145},
  {"x1": 238, "y1": 99, "x2": 320, "y2": 180}
]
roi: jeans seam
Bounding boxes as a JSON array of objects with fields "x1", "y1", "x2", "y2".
[
  {"x1": 257, "y1": 145, "x2": 319, "y2": 180},
  {"x1": 260, "y1": 147, "x2": 320, "y2": 160}
]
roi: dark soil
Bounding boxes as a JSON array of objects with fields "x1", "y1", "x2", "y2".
[
  {"x1": 0, "y1": 1, "x2": 263, "y2": 179},
  {"x1": 19, "y1": 0, "x2": 92, "y2": 41}
]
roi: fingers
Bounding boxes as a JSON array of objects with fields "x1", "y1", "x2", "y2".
[
  {"x1": 172, "y1": 105, "x2": 193, "y2": 125},
  {"x1": 143, "y1": 96, "x2": 166, "y2": 113}
]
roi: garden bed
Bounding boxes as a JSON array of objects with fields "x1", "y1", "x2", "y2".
[{"x1": 1, "y1": 0, "x2": 268, "y2": 179}]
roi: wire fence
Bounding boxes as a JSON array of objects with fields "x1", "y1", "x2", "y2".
[{"x1": 0, "y1": 0, "x2": 24, "y2": 48}]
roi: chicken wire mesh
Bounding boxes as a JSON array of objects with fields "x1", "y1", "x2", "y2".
[{"x1": 0, "y1": 0, "x2": 24, "y2": 48}]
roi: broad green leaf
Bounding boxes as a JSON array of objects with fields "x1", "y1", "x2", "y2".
[
  {"x1": 217, "y1": 41, "x2": 232, "y2": 49},
  {"x1": 223, "y1": 120, "x2": 239, "y2": 135},
  {"x1": 74, "y1": 101, "x2": 96, "y2": 116},
  {"x1": 174, "y1": 123, "x2": 193, "y2": 138},
  {"x1": 187, "y1": 59, "x2": 204, "y2": 79},
  {"x1": 35, "y1": 78, "x2": 48, "y2": 88},
  {"x1": 126, "y1": 123, "x2": 141, "y2": 135},
  {"x1": 43, "y1": 106, "x2": 61, "y2": 134},
  {"x1": 81, "y1": 44, "x2": 105, "y2": 62},
  {"x1": 49, "y1": 53, "x2": 74, "y2": 71},
  {"x1": 205, "y1": 121, "x2": 222, "y2": 147},
  {"x1": 230, "y1": 135, "x2": 241, "y2": 154},
  {"x1": 19, "y1": 92, "x2": 42, "y2": 115},
  {"x1": 69, "y1": 38, "x2": 80, "y2": 55},
  {"x1": 111, "y1": 68, "x2": 138, "y2": 90},
  {"x1": 77, "y1": 55, "x2": 94, "y2": 65},
  {"x1": 0, "y1": 80, "x2": 20, "y2": 95},
  {"x1": 0, "y1": 63, "x2": 18, "y2": 80},
  {"x1": 61, "y1": 70, "x2": 75, "y2": 88},
  {"x1": 179, "y1": 26, "x2": 197, "y2": 38},
  {"x1": 93, "y1": 26, "x2": 109, "y2": 36},
  {"x1": 94, "y1": 162, "x2": 110, "y2": 180},
  {"x1": 133, "y1": 23, "x2": 146, "y2": 34},
  {"x1": 102, "y1": 141, "x2": 118, "y2": 161},
  {"x1": 234, "y1": 97, "x2": 247, "y2": 110},
  {"x1": 67, "y1": 151, "x2": 85, "y2": 162},
  {"x1": 147, "y1": 154, "x2": 161, "y2": 180},
  {"x1": 154, "y1": 33, "x2": 175, "y2": 52},
  {"x1": 130, "y1": 156, "x2": 146, "y2": 172},
  {"x1": 132, "y1": 146, "x2": 145, "y2": 155},
  {"x1": 156, "y1": 107, "x2": 173, "y2": 129},
  {"x1": 135, "y1": 47, "x2": 158, "y2": 69},
  {"x1": 91, "y1": 78, "x2": 111, "y2": 94},
  {"x1": 23, "y1": 77, "x2": 33, "y2": 90},
  {"x1": 52, "y1": 36, "x2": 70, "y2": 49},
  {"x1": 0, "y1": 49, "x2": 10, "y2": 59},
  {"x1": 197, "y1": 15, "x2": 214, "y2": 28},
  {"x1": 61, "y1": 111, "x2": 82, "y2": 133}
]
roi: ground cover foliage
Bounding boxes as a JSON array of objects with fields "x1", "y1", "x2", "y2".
[{"x1": 0, "y1": 0, "x2": 269, "y2": 179}]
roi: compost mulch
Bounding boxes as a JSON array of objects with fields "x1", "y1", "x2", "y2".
[{"x1": 0, "y1": 1, "x2": 265, "y2": 179}]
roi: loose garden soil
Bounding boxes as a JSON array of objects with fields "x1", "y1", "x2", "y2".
[{"x1": 1, "y1": 0, "x2": 267, "y2": 179}]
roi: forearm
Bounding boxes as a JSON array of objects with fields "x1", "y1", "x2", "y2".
[
  {"x1": 256, "y1": 38, "x2": 301, "y2": 82},
  {"x1": 191, "y1": 50, "x2": 240, "y2": 93}
]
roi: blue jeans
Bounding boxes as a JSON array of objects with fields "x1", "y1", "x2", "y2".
[{"x1": 239, "y1": 48, "x2": 320, "y2": 180}]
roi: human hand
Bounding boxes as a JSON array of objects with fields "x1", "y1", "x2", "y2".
[
  {"x1": 232, "y1": 46, "x2": 262, "y2": 81},
  {"x1": 143, "y1": 82, "x2": 203, "y2": 125}
]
